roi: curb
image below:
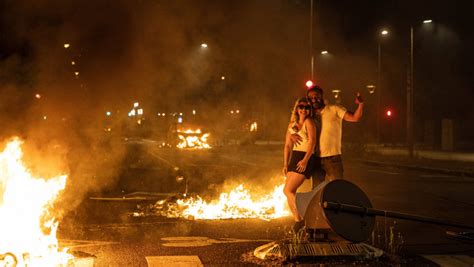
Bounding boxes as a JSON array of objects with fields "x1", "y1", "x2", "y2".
[{"x1": 360, "y1": 160, "x2": 474, "y2": 178}]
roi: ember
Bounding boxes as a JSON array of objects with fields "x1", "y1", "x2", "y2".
[{"x1": 0, "y1": 138, "x2": 73, "y2": 266}]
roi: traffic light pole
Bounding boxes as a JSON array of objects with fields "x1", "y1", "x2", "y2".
[
  {"x1": 376, "y1": 43, "x2": 381, "y2": 144},
  {"x1": 407, "y1": 27, "x2": 414, "y2": 157}
]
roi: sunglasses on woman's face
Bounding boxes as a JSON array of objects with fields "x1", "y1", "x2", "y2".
[{"x1": 297, "y1": 104, "x2": 311, "y2": 110}]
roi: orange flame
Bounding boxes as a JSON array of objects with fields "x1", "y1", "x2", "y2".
[
  {"x1": 0, "y1": 138, "x2": 72, "y2": 266},
  {"x1": 148, "y1": 183, "x2": 289, "y2": 221},
  {"x1": 177, "y1": 129, "x2": 211, "y2": 149}
]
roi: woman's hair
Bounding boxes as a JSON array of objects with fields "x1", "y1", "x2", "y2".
[{"x1": 290, "y1": 97, "x2": 312, "y2": 124}]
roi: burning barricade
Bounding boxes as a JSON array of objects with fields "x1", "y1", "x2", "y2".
[
  {"x1": 134, "y1": 183, "x2": 289, "y2": 221},
  {"x1": 166, "y1": 122, "x2": 211, "y2": 149},
  {"x1": 176, "y1": 129, "x2": 211, "y2": 150}
]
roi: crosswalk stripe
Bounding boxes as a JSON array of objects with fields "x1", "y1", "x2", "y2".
[
  {"x1": 160, "y1": 236, "x2": 272, "y2": 247},
  {"x1": 146, "y1": 256, "x2": 203, "y2": 267},
  {"x1": 423, "y1": 254, "x2": 474, "y2": 267}
]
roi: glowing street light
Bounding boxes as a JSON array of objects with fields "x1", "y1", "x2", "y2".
[
  {"x1": 106, "y1": 111, "x2": 111, "y2": 116},
  {"x1": 423, "y1": 19, "x2": 432, "y2": 24},
  {"x1": 381, "y1": 30, "x2": 389, "y2": 35},
  {"x1": 201, "y1": 43, "x2": 208, "y2": 48},
  {"x1": 35, "y1": 93, "x2": 41, "y2": 99},
  {"x1": 63, "y1": 43, "x2": 70, "y2": 49},
  {"x1": 366, "y1": 85, "x2": 376, "y2": 94},
  {"x1": 221, "y1": 76, "x2": 225, "y2": 80},
  {"x1": 321, "y1": 50, "x2": 328, "y2": 55},
  {"x1": 305, "y1": 80, "x2": 314, "y2": 88}
]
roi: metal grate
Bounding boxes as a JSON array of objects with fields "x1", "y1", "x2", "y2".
[{"x1": 254, "y1": 241, "x2": 384, "y2": 260}]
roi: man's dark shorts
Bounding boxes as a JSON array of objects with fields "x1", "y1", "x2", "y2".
[{"x1": 311, "y1": 155, "x2": 344, "y2": 188}]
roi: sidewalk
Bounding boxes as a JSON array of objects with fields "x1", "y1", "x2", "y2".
[
  {"x1": 353, "y1": 144, "x2": 474, "y2": 178},
  {"x1": 254, "y1": 141, "x2": 474, "y2": 177}
]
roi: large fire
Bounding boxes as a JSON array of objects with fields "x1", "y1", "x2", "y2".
[
  {"x1": 138, "y1": 183, "x2": 290, "y2": 221},
  {"x1": 176, "y1": 129, "x2": 211, "y2": 149},
  {"x1": 0, "y1": 138, "x2": 72, "y2": 266}
]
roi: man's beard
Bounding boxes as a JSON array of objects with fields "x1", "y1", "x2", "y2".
[{"x1": 312, "y1": 101, "x2": 323, "y2": 109}]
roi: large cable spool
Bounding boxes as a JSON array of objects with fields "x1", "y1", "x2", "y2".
[{"x1": 297, "y1": 179, "x2": 376, "y2": 242}]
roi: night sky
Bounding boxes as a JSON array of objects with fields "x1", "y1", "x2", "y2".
[{"x1": 0, "y1": 0, "x2": 472, "y2": 141}]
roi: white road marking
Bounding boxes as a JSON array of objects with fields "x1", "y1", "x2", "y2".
[
  {"x1": 419, "y1": 174, "x2": 459, "y2": 178},
  {"x1": 423, "y1": 254, "x2": 474, "y2": 267},
  {"x1": 68, "y1": 257, "x2": 95, "y2": 267},
  {"x1": 59, "y1": 239, "x2": 118, "y2": 249},
  {"x1": 146, "y1": 256, "x2": 203, "y2": 267},
  {"x1": 161, "y1": 236, "x2": 271, "y2": 247},
  {"x1": 368, "y1": 169, "x2": 400, "y2": 175}
]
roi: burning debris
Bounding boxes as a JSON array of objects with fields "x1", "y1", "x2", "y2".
[
  {"x1": 0, "y1": 138, "x2": 73, "y2": 266},
  {"x1": 176, "y1": 129, "x2": 211, "y2": 149},
  {"x1": 134, "y1": 183, "x2": 290, "y2": 221}
]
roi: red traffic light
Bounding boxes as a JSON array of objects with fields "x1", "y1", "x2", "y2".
[
  {"x1": 386, "y1": 110, "x2": 392, "y2": 117},
  {"x1": 305, "y1": 80, "x2": 314, "y2": 88}
]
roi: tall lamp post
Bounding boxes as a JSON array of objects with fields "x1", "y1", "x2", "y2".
[
  {"x1": 407, "y1": 27, "x2": 414, "y2": 157},
  {"x1": 377, "y1": 30, "x2": 389, "y2": 144},
  {"x1": 309, "y1": 0, "x2": 314, "y2": 80},
  {"x1": 407, "y1": 19, "x2": 432, "y2": 157}
]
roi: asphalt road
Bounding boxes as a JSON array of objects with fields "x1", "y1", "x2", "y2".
[{"x1": 57, "y1": 141, "x2": 474, "y2": 266}]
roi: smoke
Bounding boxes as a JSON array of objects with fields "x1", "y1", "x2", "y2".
[
  {"x1": 2, "y1": 0, "x2": 470, "y2": 218},
  {"x1": 0, "y1": 0, "x2": 373, "y2": 216}
]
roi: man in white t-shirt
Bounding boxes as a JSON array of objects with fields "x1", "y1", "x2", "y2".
[{"x1": 292, "y1": 85, "x2": 364, "y2": 187}]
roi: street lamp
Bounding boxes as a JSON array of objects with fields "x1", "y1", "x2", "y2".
[
  {"x1": 407, "y1": 19, "x2": 432, "y2": 157},
  {"x1": 332, "y1": 89, "x2": 341, "y2": 104},
  {"x1": 376, "y1": 29, "x2": 389, "y2": 144},
  {"x1": 366, "y1": 85, "x2": 375, "y2": 94}
]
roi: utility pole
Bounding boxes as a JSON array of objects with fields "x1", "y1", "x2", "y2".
[
  {"x1": 376, "y1": 42, "x2": 381, "y2": 143},
  {"x1": 407, "y1": 26, "x2": 414, "y2": 157},
  {"x1": 310, "y1": 0, "x2": 314, "y2": 79},
  {"x1": 376, "y1": 29, "x2": 388, "y2": 144}
]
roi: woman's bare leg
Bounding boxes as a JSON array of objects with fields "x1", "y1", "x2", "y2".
[{"x1": 283, "y1": 172, "x2": 306, "y2": 221}]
